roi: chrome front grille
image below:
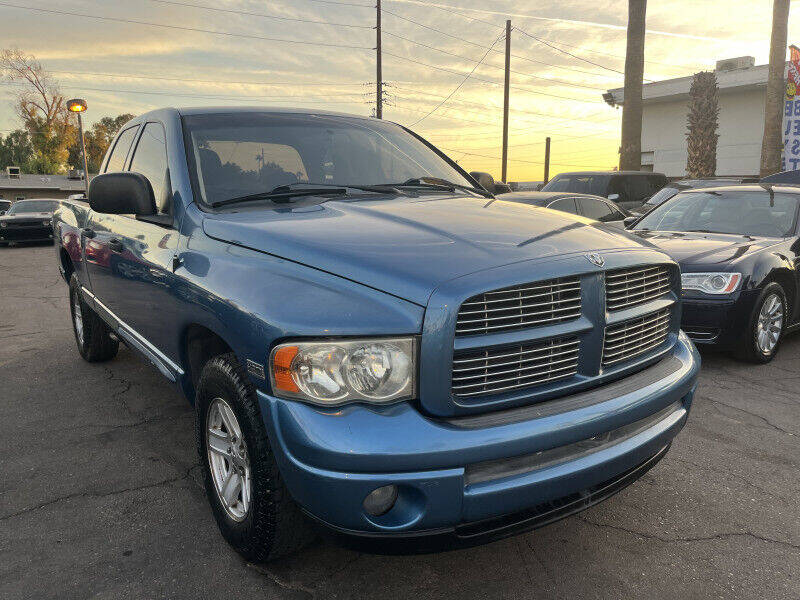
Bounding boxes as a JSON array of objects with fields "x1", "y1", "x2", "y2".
[
  {"x1": 452, "y1": 336, "x2": 579, "y2": 397},
  {"x1": 456, "y1": 277, "x2": 581, "y2": 336},
  {"x1": 605, "y1": 265, "x2": 671, "y2": 311},
  {"x1": 603, "y1": 309, "x2": 670, "y2": 366}
]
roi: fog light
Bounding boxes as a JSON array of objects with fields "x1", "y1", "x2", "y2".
[{"x1": 363, "y1": 485, "x2": 398, "y2": 517}]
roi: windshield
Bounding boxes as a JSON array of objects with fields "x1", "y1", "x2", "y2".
[
  {"x1": 644, "y1": 186, "x2": 679, "y2": 207},
  {"x1": 541, "y1": 174, "x2": 609, "y2": 195},
  {"x1": 635, "y1": 190, "x2": 800, "y2": 237},
  {"x1": 7, "y1": 200, "x2": 58, "y2": 215},
  {"x1": 182, "y1": 112, "x2": 474, "y2": 206}
]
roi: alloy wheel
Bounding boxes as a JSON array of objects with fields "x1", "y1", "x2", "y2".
[
  {"x1": 206, "y1": 397, "x2": 252, "y2": 522},
  {"x1": 72, "y1": 288, "x2": 84, "y2": 345},
  {"x1": 756, "y1": 293, "x2": 783, "y2": 355}
]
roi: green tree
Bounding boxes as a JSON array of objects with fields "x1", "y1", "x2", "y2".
[
  {"x1": 0, "y1": 129, "x2": 33, "y2": 169},
  {"x1": 0, "y1": 48, "x2": 74, "y2": 173},
  {"x1": 686, "y1": 71, "x2": 719, "y2": 178},
  {"x1": 68, "y1": 113, "x2": 134, "y2": 173}
]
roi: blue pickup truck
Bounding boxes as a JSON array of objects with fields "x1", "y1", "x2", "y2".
[{"x1": 54, "y1": 107, "x2": 699, "y2": 561}]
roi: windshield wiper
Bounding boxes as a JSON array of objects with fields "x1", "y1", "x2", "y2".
[
  {"x1": 387, "y1": 177, "x2": 491, "y2": 197},
  {"x1": 210, "y1": 182, "x2": 402, "y2": 209}
]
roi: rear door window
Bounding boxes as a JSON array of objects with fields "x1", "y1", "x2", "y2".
[
  {"x1": 104, "y1": 126, "x2": 140, "y2": 173},
  {"x1": 128, "y1": 122, "x2": 170, "y2": 213},
  {"x1": 577, "y1": 197, "x2": 614, "y2": 220}
]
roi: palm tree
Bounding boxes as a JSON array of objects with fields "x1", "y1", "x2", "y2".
[
  {"x1": 760, "y1": 0, "x2": 790, "y2": 177},
  {"x1": 620, "y1": 0, "x2": 647, "y2": 171},
  {"x1": 686, "y1": 71, "x2": 719, "y2": 178}
]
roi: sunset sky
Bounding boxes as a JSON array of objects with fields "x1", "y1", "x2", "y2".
[{"x1": 0, "y1": 0, "x2": 797, "y2": 181}]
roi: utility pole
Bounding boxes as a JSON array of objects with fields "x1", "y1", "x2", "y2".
[
  {"x1": 760, "y1": 0, "x2": 790, "y2": 176},
  {"x1": 620, "y1": 0, "x2": 647, "y2": 171},
  {"x1": 376, "y1": 0, "x2": 383, "y2": 119},
  {"x1": 501, "y1": 19, "x2": 511, "y2": 182},
  {"x1": 544, "y1": 137, "x2": 551, "y2": 184}
]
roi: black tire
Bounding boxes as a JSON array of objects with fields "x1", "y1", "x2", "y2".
[
  {"x1": 69, "y1": 274, "x2": 119, "y2": 362},
  {"x1": 195, "y1": 353, "x2": 315, "y2": 562},
  {"x1": 735, "y1": 282, "x2": 787, "y2": 364}
]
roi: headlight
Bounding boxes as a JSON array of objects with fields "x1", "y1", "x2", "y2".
[
  {"x1": 269, "y1": 337, "x2": 416, "y2": 405},
  {"x1": 681, "y1": 272, "x2": 741, "y2": 294}
]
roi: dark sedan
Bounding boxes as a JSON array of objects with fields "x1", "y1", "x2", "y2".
[
  {"x1": 500, "y1": 191, "x2": 630, "y2": 228},
  {"x1": 0, "y1": 199, "x2": 60, "y2": 246},
  {"x1": 628, "y1": 178, "x2": 745, "y2": 217},
  {"x1": 629, "y1": 185, "x2": 800, "y2": 363}
]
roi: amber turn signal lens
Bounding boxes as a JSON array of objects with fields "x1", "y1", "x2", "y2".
[{"x1": 272, "y1": 345, "x2": 300, "y2": 393}]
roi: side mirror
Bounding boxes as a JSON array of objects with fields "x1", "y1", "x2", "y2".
[
  {"x1": 494, "y1": 182, "x2": 512, "y2": 195},
  {"x1": 623, "y1": 216, "x2": 637, "y2": 229},
  {"x1": 89, "y1": 172, "x2": 156, "y2": 215},
  {"x1": 0, "y1": 211, "x2": 5, "y2": 216},
  {"x1": 470, "y1": 171, "x2": 496, "y2": 193},
  {"x1": 608, "y1": 193, "x2": 620, "y2": 201}
]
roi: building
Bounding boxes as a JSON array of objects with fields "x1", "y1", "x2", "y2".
[
  {"x1": 0, "y1": 167, "x2": 88, "y2": 202},
  {"x1": 604, "y1": 56, "x2": 779, "y2": 178}
]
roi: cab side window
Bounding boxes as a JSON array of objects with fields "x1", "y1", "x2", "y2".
[
  {"x1": 128, "y1": 122, "x2": 170, "y2": 214},
  {"x1": 104, "y1": 126, "x2": 140, "y2": 173}
]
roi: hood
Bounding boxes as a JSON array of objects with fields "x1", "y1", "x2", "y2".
[
  {"x1": 630, "y1": 230, "x2": 780, "y2": 268},
  {"x1": 202, "y1": 194, "x2": 655, "y2": 305},
  {"x1": 0, "y1": 212, "x2": 53, "y2": 221}
]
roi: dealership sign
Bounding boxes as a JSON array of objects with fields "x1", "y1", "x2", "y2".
[{"x1": 782, "y1": 45, "x2": 800, "y2": 171}]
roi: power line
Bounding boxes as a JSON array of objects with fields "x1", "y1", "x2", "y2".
[
  {"x1": 145, "y1": 0, "x2": 373, "y2": 28},
  {"x1": 382, "y1": 51, "x2": 601, "y2": 104},
  {"x1": 410, "y1": 33, "x2": 505, "y2": 126},
  {"x1": 382, "y1": 30, "x2": 605, "y2": 91},
  {"x1": 383, "y1": 8, "x2": 620, "y2": 83},
  {"x1": 0, "y1": 2, "x2": 373, "y2": 49},
  {"x1": 48, "y1": 69, "x2": 370, "y2": 87}
]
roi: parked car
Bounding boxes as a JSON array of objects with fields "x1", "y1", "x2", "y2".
[
  {"x1": 54, "y1": 107, "x2": 699, "y2": 561},
  {"x1": 500, "y1": 191, "x2": 630, "y2": 228},
  {"x1": 629, "y1": 184, "x2": 800, "y2": 362},
  {"x1": 0, "y1": 198, "x2": 59, "y2": 246},
  {"x1": 628, "y1": 178, "x2": 745, "y2": 217},
  {"x1": 541, "y1": 171, "x2": 668, "y2": 211},
  {"x1": 0, "y1": 199, "x2": 11, "y2": 214}
]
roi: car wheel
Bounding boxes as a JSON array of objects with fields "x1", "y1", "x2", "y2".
[
  {"x1": 195, "y1": 353, "x2": 315, "y2": 562},
  {"x1": 69, "y1": 274, "x2": 119, "y2": 362},
  {"x1": 736, "y1": 282, "x2": 786, "y2": 364}
]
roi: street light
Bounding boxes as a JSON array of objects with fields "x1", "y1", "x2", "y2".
[{"x1": 67, "y1": 98, "x2": 89, "y2": 199}]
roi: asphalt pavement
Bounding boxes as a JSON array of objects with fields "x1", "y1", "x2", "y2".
[{"x1": 1, "y1": 245, "x2": 798, "y2": 599}]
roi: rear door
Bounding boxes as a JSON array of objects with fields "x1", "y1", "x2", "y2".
[
  {"x1": 83, "y1": 125, "x2": 140, "y2": 298},
  {"x1": 102, "y1": 121, "x2": 182, "y2": 359}
]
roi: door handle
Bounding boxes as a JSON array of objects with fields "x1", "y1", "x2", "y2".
[
  {"x1": 109, "y1": 238, "x2": 124, "y2": 253},
  {"x1": 81, "y1": 228, "x2": 95, "y2": 239}
]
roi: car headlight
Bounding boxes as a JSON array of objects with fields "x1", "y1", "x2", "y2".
[
  {"x1": 269, "y1": 337, "x2": 416, "y2": 405},
  {"x1": 681, "y1": 272, "x2": 741, "y2": 294}
]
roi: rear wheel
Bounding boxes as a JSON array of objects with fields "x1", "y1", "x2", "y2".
[
  {"x1": 195, "y1": 353, "x2": 314, "y2": 562},
  {"x1": 69, "y1": 274, "x2": 119, "y2": 362},
  {"x1": 736, "y1": 283, "x2": 786, "y2": 364}
]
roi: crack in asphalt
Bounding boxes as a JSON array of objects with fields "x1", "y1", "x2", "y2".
[
  {"x1": 0, "y1": 464, "x2": 200, "y2": 522},
  {"x1": 247, "y1": 564, "x2": 317, "y2": 598},
  {"x1": 700, "y1": 394, "x2": 797, "y2": 437},
  {"x1": 578, "y1": 516, "x2": 800, "y2": 550}
]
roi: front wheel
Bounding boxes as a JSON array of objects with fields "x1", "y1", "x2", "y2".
[
  {"x1": 195, "y1": 353, "x2": 314, "y2": 562},
  {"x1": 736, "y1": 283, "x2": 786, "y2": 364}
]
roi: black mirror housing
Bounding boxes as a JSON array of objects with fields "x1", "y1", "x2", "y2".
[
  {"x1": 469, "y1": 171, "x2": 496, "y2": 193},
  {"x1": 623, "y1": 216, "x2": 637, "y2": 229},
  {"x1": 89, "y1": 172, "x2": 156, "y2": 216}
]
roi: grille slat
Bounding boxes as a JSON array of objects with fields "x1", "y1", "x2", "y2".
[
  {"x1": 605, "y1": 265, "x2": 671, "y2": 311},
  {"x1": 452, "y1": 336, "x2": 579, "y2": 397},
  {"x1": 456, "y1": 277, "x2": 581, "y2": 336},
  {"x1": 603, "y1": 309, "x2": 670, "y2": 366}
]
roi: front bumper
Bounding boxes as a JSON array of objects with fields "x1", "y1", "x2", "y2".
[
  {"x1": 0, "y1": 225, "x2": 54, "y2": 244},
  {"x1": 258, "y1": 334, "x2": 699, "y2": 551},
  {"x1": 681, "y1": 290, "x2": 759, "y2": 347}
]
